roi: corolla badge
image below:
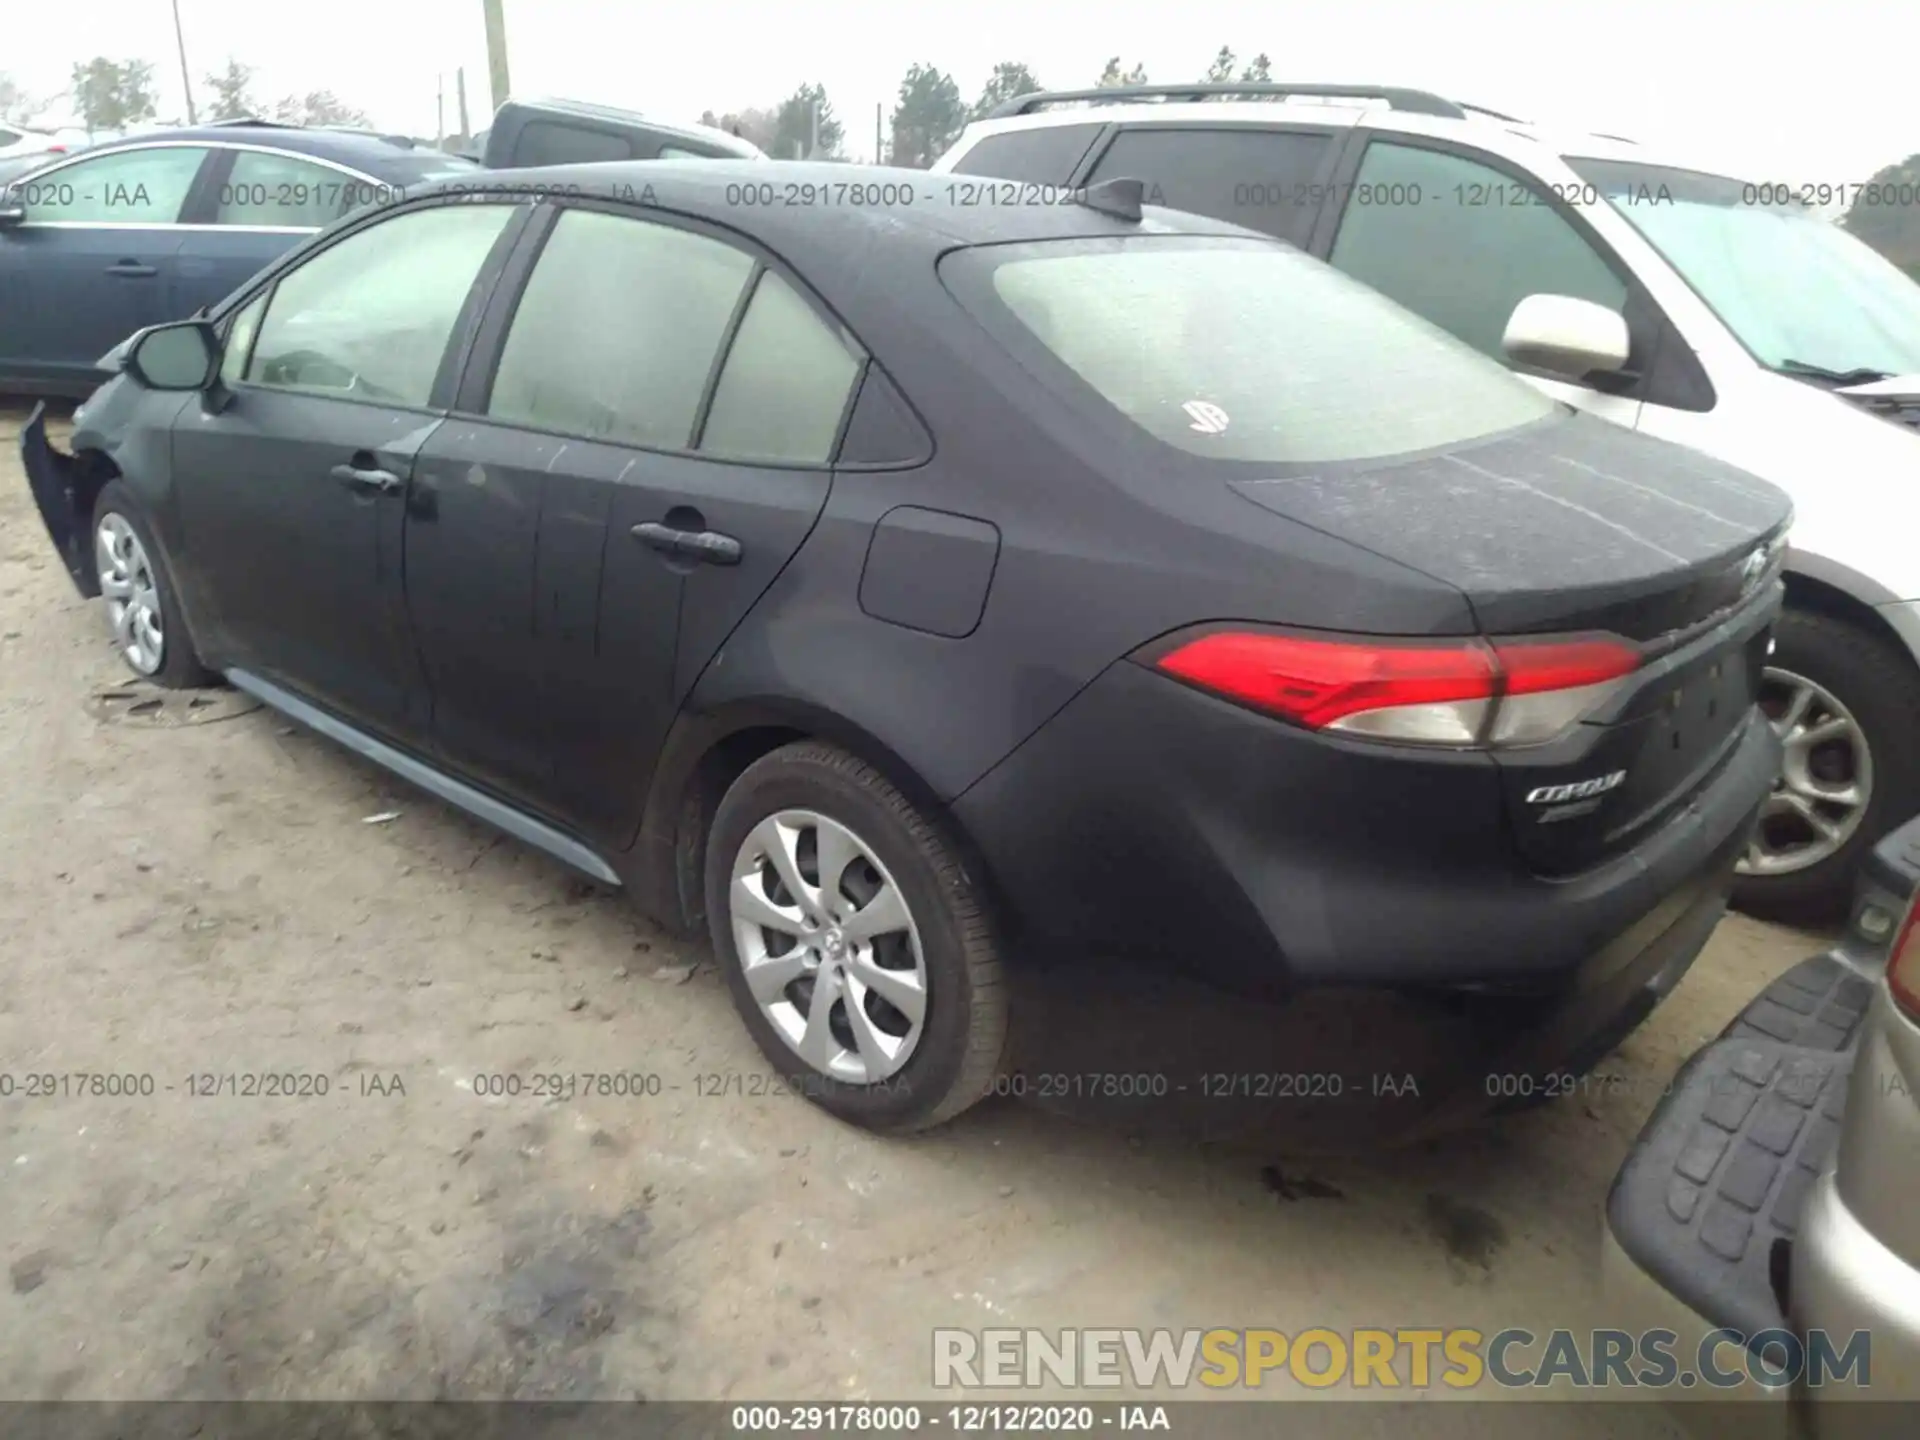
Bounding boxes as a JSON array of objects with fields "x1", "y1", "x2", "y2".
[
  {"x1": 1526, "y1": 771, "x2": 1627, "y2": 805},
  {"x1": 1183, "y1": 400, "x2": 1230, "y2": 434}
]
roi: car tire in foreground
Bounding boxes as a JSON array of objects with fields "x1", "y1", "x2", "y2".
[
  {"x1": 90, "y1": 481, "x2": 213, "y2": 690},
  {"x1": 705, "y1": 740, "x2": 1007, "y2": 1133},
  {"x1": 1732, "y1": 607, "x2": 1920, "y2": 925}
]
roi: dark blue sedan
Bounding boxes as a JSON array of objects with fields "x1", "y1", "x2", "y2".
[{"x1": 0, "y1": 123, "x2": 478, "y2": 397}]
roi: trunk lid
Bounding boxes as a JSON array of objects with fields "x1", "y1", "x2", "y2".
[{"x1": 1232, "y1": 413, "x2": 1791, "y2": 874}]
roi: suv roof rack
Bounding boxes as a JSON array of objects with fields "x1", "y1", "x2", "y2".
[{"x1": 989, "y1": 83, "x2": 1468, "y2": 121}]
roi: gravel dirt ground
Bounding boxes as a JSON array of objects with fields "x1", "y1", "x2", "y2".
[{"x1": 0, "y1": 399, "x2": 1825, "y2": 1427}]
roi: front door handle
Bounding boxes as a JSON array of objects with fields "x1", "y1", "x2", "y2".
[
  {"x1": 631, "y1": 522, "x2": 742, "y2": 566},
  {"x1": 330, "y1": 463, "x2": 402, "y2": 496},
  {"x1": 105, "y1": 260, "x2": 158, "y2": 278}
]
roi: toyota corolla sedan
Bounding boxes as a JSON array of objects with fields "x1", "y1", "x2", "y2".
[{"x1": 20, "y1": 162, "x2": 1792, "y2": 1139}]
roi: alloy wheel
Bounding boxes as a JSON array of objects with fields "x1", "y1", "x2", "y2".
[
  {"x1": 728, "y1": 808, "x2": 929, "y2": 1084},
  {"x1": 1740, "y1": 665, "x2": 1873, "y2": 877},
  {"x1": 95, "y1": 513, "x2": 164, "y2": 677}
]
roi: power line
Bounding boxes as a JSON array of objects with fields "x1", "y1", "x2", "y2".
[{"x1": 170, "y1": 0, "x2": 198, "y2": 125}]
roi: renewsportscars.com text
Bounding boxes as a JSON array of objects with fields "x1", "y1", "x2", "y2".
[{"x1": 932, "y1": 1326, "x2": 1871, "y2": 1391}]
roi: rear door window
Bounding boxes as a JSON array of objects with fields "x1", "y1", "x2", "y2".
[
  {"x1": 215, "y1": 149, "x2": 356, "y2": 228},
  {"x1": 512, "y1": 122, "x2": 633, "y2": 168},
  {"x1": 1328, "y1": 141, "x2": 1629, "y2": 362},
  {"x1": 700, "y1": 270, "x2": 862, "y2": 464},
  {"x1": 1084, "y1": 128, "x2": 1336, "y2": 243},
  {"x1": 948, "y1": 125, "x2": 1106, "y2": 185},
  {"x1": 944, "y1": 235, "x2": 1557, "y2": 465},
  {"x1": 485, "y1": 208, "x2": 755, "y2": 448}
]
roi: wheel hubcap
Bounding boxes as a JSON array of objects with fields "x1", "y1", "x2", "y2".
[
  {"x1": 729, "y1": 809, "x2": 928, "y2": 1085},
  {"x1": 95, "y1": 513, "x2": 164, "y2": 676},
  {"x1": 1740, "y1": 665, "x2": 1873, "y2": 878}
]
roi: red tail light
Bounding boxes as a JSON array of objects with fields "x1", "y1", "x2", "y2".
[
  {"x1": 1890, "y1": 896, "x2": 1920, "y2": 1021},
  {"x1": 1151, "y1": 629, "x2": 1642, "y2": 749}
]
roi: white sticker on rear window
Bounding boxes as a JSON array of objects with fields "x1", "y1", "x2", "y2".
[{"x1": 1183, "y1": 400, "x2": 1229, "y2": 433}]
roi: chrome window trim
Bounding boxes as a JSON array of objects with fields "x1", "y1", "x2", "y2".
[
  {"x1": 22, "y1": 222, "x2": 318, "y2": 233},
  {"x1": 6, "y1": 139, "x2": 385, "y2": 230}
]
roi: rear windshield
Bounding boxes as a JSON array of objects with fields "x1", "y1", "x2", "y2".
[
  {"x1": 378, "y1": 152, "x2": 483, "y2": 186},
  {"x1": 942, "y1": 235, "x2": 1557, "y2": 464}
]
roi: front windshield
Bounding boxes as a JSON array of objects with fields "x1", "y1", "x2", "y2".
[{"x1": 1569, "y1": 157, "x2": 1920, "y2": 380}]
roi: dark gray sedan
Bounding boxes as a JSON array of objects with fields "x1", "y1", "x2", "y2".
[{"x1": 20, "y1": 162, "x2": 1793, "y2": 1141}]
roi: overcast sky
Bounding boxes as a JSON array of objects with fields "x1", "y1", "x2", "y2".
[{"x1": 8, "y1": 0, "x2": 1918, "y2": 180}]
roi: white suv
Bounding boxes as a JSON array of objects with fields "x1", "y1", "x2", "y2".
[{"x1": 934, "y1": 83, "x2": 1920, "y2": 922}]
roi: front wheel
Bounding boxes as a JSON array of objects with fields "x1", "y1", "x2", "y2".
[
  {"x1": 1731, "y1": 608, "x2": 1920, "y2": 925},
  {"x1": 705, "y1": 741, "x2": 1007, "y2": 1133},
  {"x1": 90, "y1": 481, "x2": 212, "y2": 689}
]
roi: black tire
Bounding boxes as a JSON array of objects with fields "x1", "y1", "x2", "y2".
[
  {"x1": 704, "y1": 740, "x2": 1007, "y2": 1133},
  {"x1": 1731, "y1": 607, "x2": 1920, "y2": 925},
  {"x1": 89, "y1": 480, "x2": 214, "y2": 690}
]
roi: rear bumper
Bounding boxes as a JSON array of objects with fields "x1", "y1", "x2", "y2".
[
  {"x1": 1793, "y1": 1171, "x2": 1920, "y2": 1402},
  {"x1": 951, "y1": 660, "x2": 1779, "y2": 1145},
  {"x1": 956, "y1": 658, "x2": 1779, "y2": 992},
  {"x1": 1602, "y1": 977, "x2": 1866, "y2": 1354},
  {"x1": 1603, "y1": 814, "x2": 1920, "y2": 1431}
]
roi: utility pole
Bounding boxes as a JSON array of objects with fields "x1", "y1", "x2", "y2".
[
  {"x1": 455, "y1": 68, "x2": 471, "y2": 148},
  {"x1": 874, "y1": 102, "x2": 883, "y2": 165},
  {"x1": 435, "y1": 75, "x2": 445, "y2": 148},
  {"x1": 808, "y1": 99, "x2": 818, "y2": 161},
  {"x1": 481, "y1": 0, "x2": 512, "y2": 116},
  {"x1": 170, "y1": 0, "x2": 198, "y2": 125}
]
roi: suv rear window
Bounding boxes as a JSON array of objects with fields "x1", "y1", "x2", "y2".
[
  {"x1": 942, "y1": 236, "x2": 1557, "y2": 464},
  {"x1": 948, "y1": 125, "x2": 1105, "y2": 184},
  {"x1": 513, "y1": 122, "x2": 633, "y2": 167}
]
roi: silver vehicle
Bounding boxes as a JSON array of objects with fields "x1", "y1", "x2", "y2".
[
  {"x1": 1790, "y1": 827, "x2": 1920, "y2": 1419},
  {"x1": 1605, "y1": 811, "x2": 1920, "y2": 1429}
]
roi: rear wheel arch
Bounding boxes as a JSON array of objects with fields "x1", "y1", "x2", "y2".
[
  {"x1": 1781, "y1": 570, "x2": 1917, "y2": 660},
  {"x1": 635, "y1": 701, "x2": 1008, "y2": 945},
  {"x1": 1734, "y1": 576, "x2": 1920, "y2": 922}
]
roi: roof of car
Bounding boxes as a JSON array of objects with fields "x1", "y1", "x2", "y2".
[
  {"x1": 942, "y1": 87, "x2": 1752, "y2": 184},
  {"x1": 451, "y1": 157, "x2": 1244, "y2": 237},
  {"x1": 418, "y1": 158, "x2": 1257, "y2": 324},
  {"x1": 75, "y1": 123, "x2": 471, "y2": 176},
  {"x1": 495, "y1": 97, "x2": 766, "y2": 158}
]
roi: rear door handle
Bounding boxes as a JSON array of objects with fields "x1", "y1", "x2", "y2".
[
  {"x1": 105, "y1": 261, "x2": 158, "y2": 278},
  {"x1": 330, "y1": 463, "x2": 402, "y2": 496},
  {"x1": 631, "y1": 522, "x2": 742, "y2": 566}
]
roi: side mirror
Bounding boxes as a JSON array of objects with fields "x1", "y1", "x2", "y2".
[
  {"x1": 124, "y1": 320, "x2": 220, "y2": 391},
  {"x1": 1501, "y1": 294, "x2": 1631, "y2": 379},
  {"x1": 0, "y1": 202, "x2": 26, "y2": 229}
]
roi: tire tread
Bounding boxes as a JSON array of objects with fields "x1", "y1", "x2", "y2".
[{"x1": 714, "y1": 739, "x2": 1007, "y2": 1133}]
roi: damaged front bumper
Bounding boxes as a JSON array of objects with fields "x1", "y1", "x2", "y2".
[{"x1": 18, "y1": 401, "x2": 97, "y2": 599}]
